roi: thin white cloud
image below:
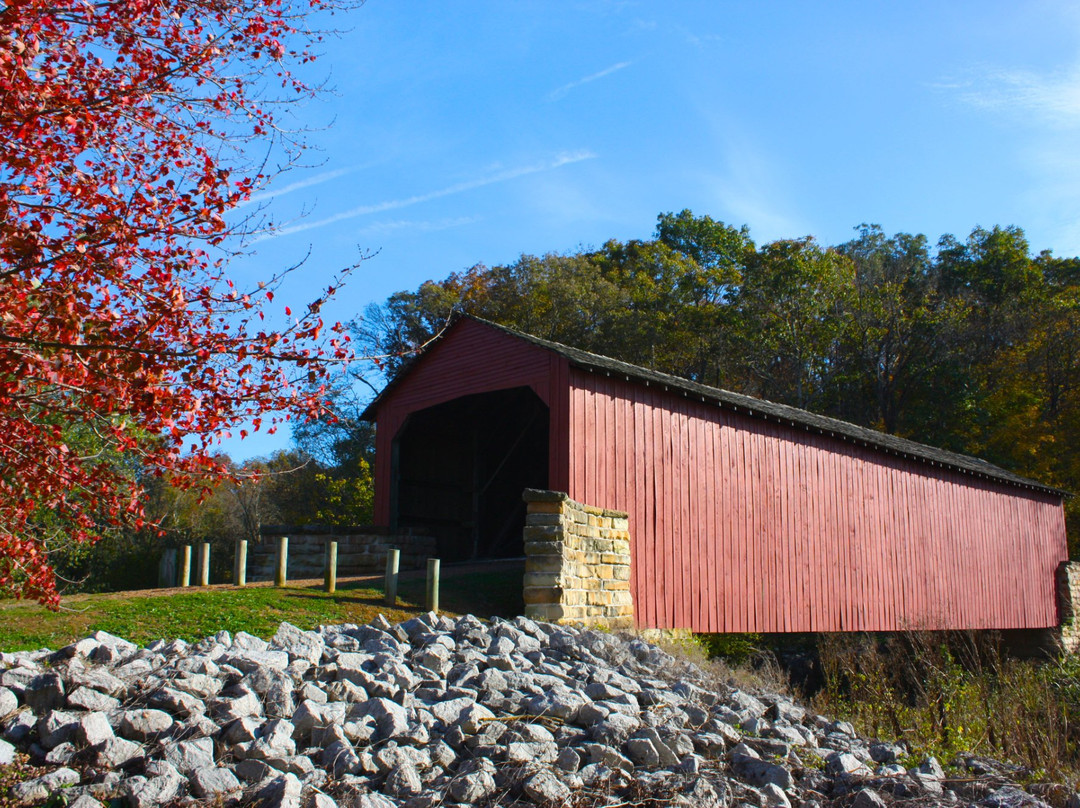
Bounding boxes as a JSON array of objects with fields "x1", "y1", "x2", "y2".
[
  {"x1": 940, "y1": 54, "x2": 1080, "y2": 255},
  {"x1": 547, "y1": 62, "x2": 632, "y2": 102},
  {"x1": 949, "y1": 63, "x2": 1080, "y2": 127},
  {"x1": 700, "y1": 127, "x2": 807, "y2": 241},
  {"x1": 237, "y1": 165, "x2": 368, "y2": 209},
  {"x1": 679, "y1": 29, "x2": 725, "y2": 48},
  {"x1": 352, "y1": 216, "x2": 480, "y2": 237},
  {"x1": 715, "y1": 180, "x2": 805, "y2": 242},
  {"x1": 255, "y1": 150, "x2": 596, "y2": 242}
]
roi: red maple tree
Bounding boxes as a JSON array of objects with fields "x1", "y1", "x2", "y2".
[{"x1": 0, "y1": 0, "x2": 361, "y2": 605}]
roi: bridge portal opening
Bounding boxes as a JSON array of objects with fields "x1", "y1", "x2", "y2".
[{"x1": 391, "y1": 386, "x2": 549, "y2": 562}]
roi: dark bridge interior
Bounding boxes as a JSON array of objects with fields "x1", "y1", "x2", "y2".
[{"x1": 392, "y1": 387, "x2": 549, "y2": 562}]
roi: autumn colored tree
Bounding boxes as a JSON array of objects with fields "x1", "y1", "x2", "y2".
[{"x1": 0, "y1": 0, "x2": 361, "y2": 604}]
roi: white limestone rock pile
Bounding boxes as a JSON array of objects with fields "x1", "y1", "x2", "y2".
[{"x1": 0, "y1": 615, "x2": 1066, "y2": 807}]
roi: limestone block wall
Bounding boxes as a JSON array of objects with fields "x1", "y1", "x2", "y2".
[
  {"x1": 1059, "y1": 562, "x2": 1080, "y2": 654},
  {"x1": 522, "y1": 489, "x2": 633, "y2": 627},
  {"x1": 250, "y1": 526, "x2": 435, "y2": 582}
]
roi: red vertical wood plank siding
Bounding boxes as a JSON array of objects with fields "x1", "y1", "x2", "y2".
[
  {"x1": 799, "y1": 440, "x2": 809, "y2": 630},
  {"x1": 872, "y1": 458, "x2": 888, "y2": 629},
  {"x1": 566, "y1": 367, "x2": 1067, "y2": 632},
  {"x1": 373, "y1": 415, "x2": 394, "y2": 526},
  {"x1": 734, "y1": 422, "x2": 748, "y2": 631},
  {"x1": 883, "y1": 460, "x2": 901, "y2": 629},
  {"x1": 803, "y1": 437, "x2": 818, "y2": 632},
  {"x1": 705, "y1": 409, "x2": 719, "y2": 632},
  {"x1": 659, "y1": 392, "x2": 674, "y2": 626},
  {"x1": 719, "y1": 418, "x2": 733, "y2": 631},
  {"x1": 742, "y1": 425, "x2": 756, "y2": 631},
  {"x1": 840, "y1": 448, "x2": 855, "y2": 630},
  {"x1": 547, "y1": 353, "x2": 572, "y2": 494},
  {"x1": 680, "y1": 400, "x2": 693, "y2": 629}
]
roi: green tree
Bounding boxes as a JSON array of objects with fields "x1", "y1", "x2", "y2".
[
  {"x1": 655, "y1": 209, "x2": 754, "y2": 306},
  {"x1": 312, "y1": 463, "x2": 375, "y2": 526},
  {"x1": 732, "y1": 237, "x2": 854, "y2": 409},
  {"x1": 917, "y1": 226, "x2": 1046, "y2": 454},
  {"x1": 831, "y1": 225, "x2": 949, "y2": 434}
]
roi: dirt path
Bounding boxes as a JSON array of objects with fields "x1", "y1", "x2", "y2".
[{"x1": 0, "y1": 558, "x2": 526, "y2": 608}]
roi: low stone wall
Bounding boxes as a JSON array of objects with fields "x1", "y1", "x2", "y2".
[
  {"x1": 522, "y1": 489, "x2": 633, "y2": 627},
  {"x1": 250, "y1": 526, "x2": 435, "y2": 582}
]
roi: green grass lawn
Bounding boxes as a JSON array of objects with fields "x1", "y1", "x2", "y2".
[{"x1": 0, "y1": 568, "x2": 525, "y2": 652}]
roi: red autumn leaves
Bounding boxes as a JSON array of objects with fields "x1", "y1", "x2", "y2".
[{"x1": 0, "y1": 0, "x2": 358, "y2": 605}]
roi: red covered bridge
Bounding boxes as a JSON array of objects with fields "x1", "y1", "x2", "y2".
[{"x1": 362, "y1": 315, "x2": 1069, "y2": 632}]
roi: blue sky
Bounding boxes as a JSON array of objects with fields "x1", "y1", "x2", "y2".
[{"x1": 220, "y1": 0, "x2": 1080, "y2": 460}]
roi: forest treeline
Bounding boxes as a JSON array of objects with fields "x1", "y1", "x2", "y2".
[
  {"x1": 54, "y1": 211, "x2": 1080, "y2": 592},
  {"x1": 353, "y1": 211, "x2": 1080, "y2": 553}
]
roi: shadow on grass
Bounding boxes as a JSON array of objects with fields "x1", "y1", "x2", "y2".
[
  {"x1": 0, "y1": 562, "x2": 528, "y2": 652},
  {"x1": 285, "y1": 567, "x2": 525, "y2": 620}
]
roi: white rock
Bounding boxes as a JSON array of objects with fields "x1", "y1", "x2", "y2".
[
  {"x1": 272, "y1": 622, "x2": 325, "y2": 664},
  {"x1": 189, "y1": 765, "x2": 243, "y2": 798},
  {"x1": 450, "y1": 769, "x2": 497, "y2": 802},
  {"x1": 353, "y1": 793, "x2": 398, "y2": 808},
  {"x1": 383, "y1": 761, "x2": 423, "y2": 798},
  {"x1": 91, "y1": 630, "x2": 138, "y2": 655},
  {"x1": 223, "y1": 714, "x2": 262, "y2": 744},
  {"x1": 66, "y1": 686, "x2": 120, "y2": 712},
  {"x1": 852, "y1": 788, "x2": 888, "y2": 808},
  {"x1": 169, "y1": 672, "x2": 221, "y2": 700},
  {"x1": 732, "y1": 752, "x2": 794, "y2": 790},
  {"x1": 763, "y1": 782, "x2": 793, "y2": 808},
  {"x1": 37, "y1": 709, "x2": 81, "y2": 748},
  {"x1": 163, "y1": 736, "x2": 215, "y2": 773},
  {"x1": 429, "y1": 696, "x2": 473, "y2": 726},
  {"x1": 365, "y1": 697, "x2": 410, "y2": 740},
  {"x1": 256, "y1": 773, "x2": 304, "y2": 808},
  {"x1": 13, "y1": 767, "x2": 81, "y2": 804},
  {"x1": 45, "y1": 741, "x2": 77, "y2": 765},
  {"x1": 24, "y1": 672, "x2": 66, "y2": 713},
  {"x1": 309, "y1": 794, "x2": 337, "y2": 808},
  {"x1": 590, "y1": 712, "x2": 640, "y2": 746},
  {"x1": 119, "y1": 709, "x2": 174, "y2": 742},
  {"x1": 456, "y1": 702, "x2": 494, "y2": 734},
  {"x1": 94, "y1": 736, "x2": 143, "y2": 768},
  {"x1": 523, "y1": 770, "x2": 571, "y2": 805},
  {"x1": 322, "y1": 739, "x2": 361, "y2": 777},
  {"x1": 77, "y1": 711, "x2": 115, "y2": 746},
  {"x1": 915, "y1": 755, "x2": 946, "y2": 780},
  {"x1": 0, "y1": 687, "x2": 18, "y2": 717},
  {"x1": 67, "y1": 795, "x2": 105, "y2": 808},
  {"x1": 828, "y1": 751, "x2": 873, "y2": 777}
]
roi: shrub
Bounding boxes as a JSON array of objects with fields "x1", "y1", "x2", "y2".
[{"x1": 812, "y1": 631, "x2": 1080, "y2": 783}]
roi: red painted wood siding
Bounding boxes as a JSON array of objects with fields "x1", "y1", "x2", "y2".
[
  {"x1": 567, "y1": 368, "x2": 1069, "y2": 632},
  {"x1": 371, "y1": 319, "x2": 570, "y2": 524}
]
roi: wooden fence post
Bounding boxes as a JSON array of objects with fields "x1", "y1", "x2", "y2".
[
  {"x1": 384, "y1": 548, "x2": 400, "y2": 606},
  {"x1": 236, "y1": 540, "x2": 248, "y2": 587},
  {"x1": 158, "y1": 548, "x2": 177, "y2": 588},
  {"x1": 426, "y1": 557, "x2": 440, "y2": 614},
  {"x1": 199, "y1": 542, "x2": 210, "y2": 586},
  {"x1": 275, "y1": 536, "x2": 288, "y2": 587},
  {"x1": 325, "y1": 541, "x2": 338, "y2": 594},
  {"x1": 180, "y1": 545, "x2": 192, "y2": 588}
]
